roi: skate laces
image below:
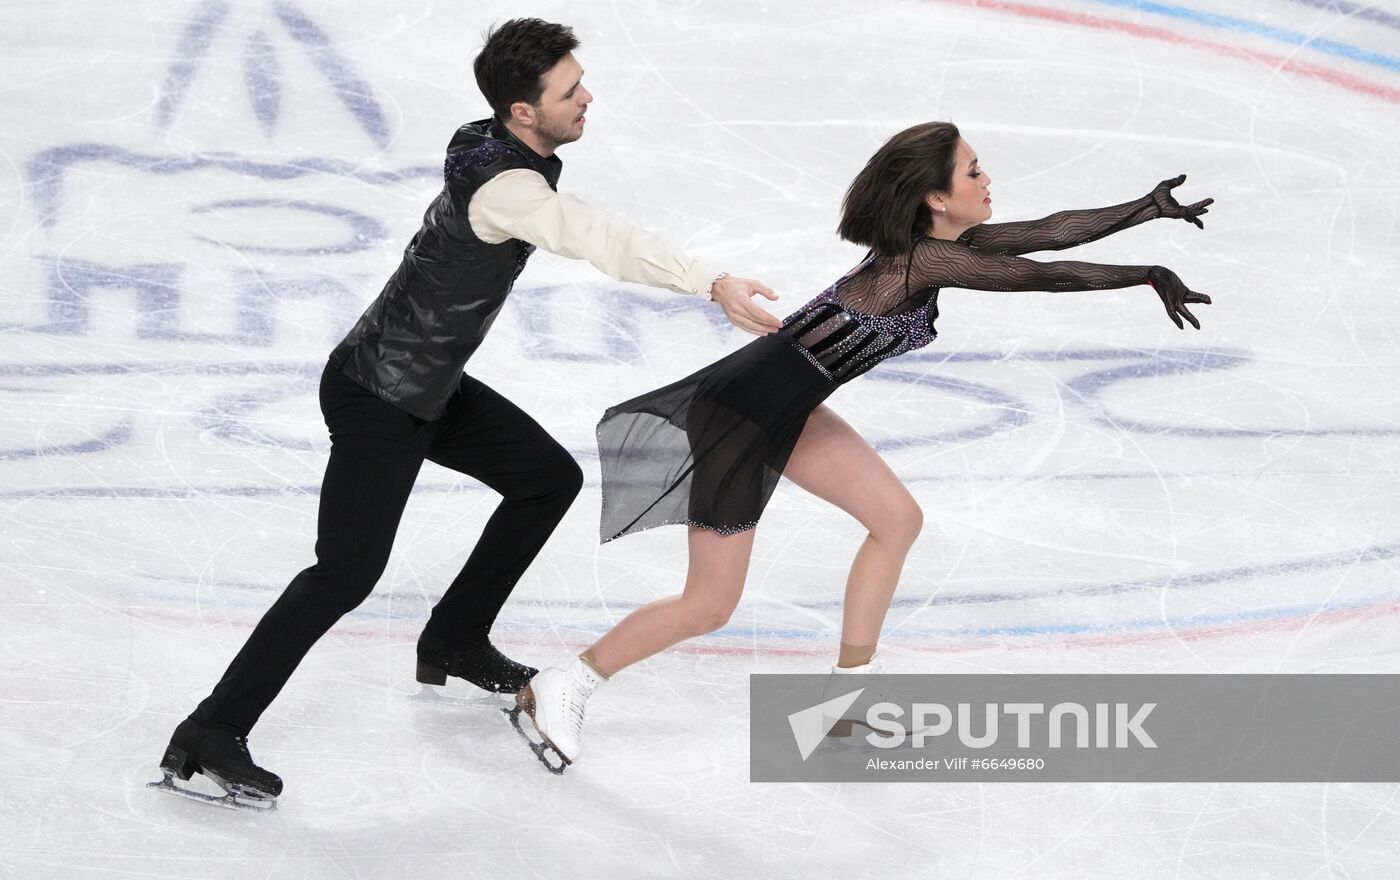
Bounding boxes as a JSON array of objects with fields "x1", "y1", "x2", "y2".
[
  {"x1": 564, "y1": 694, "x2": 586, "y2": 733},
  {"x1": 559, "y1": 663, "x2": 602, "y2": 735}
]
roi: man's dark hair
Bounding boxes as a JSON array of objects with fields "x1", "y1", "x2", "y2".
[{"x1": 474, "y1": 19, "x2": 580, "y2": 120}]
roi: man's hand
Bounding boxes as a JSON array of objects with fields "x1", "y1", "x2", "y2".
[
  {"x1": 1147, "y1": 266, "x2": 1211, "y2": 330},
  {"x1": 710, "y1": 275, "x2": 782, "y2": 335},
  {"x1": 1150, "y1": 174, "x2": 1214, "y2": 229}
]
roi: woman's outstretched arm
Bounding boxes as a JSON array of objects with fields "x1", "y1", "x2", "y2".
[
  {"x1": 957, "y1": 175, "x2": 1213, "y2": 256},
  {"x1": 910, "y1": 237, "x2": 1211, "y2": 328}
]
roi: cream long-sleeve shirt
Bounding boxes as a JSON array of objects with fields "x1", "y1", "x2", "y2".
[{"x1": 467, "y1": 168, "x2": 723, "y2": 299}]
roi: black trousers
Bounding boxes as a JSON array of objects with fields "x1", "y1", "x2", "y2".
[{"x1": 192, "y1": 362, "x2": 583, "y2": 735}]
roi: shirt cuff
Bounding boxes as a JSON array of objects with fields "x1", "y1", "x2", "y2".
[{"x1": 687, "y1": 262, "x2": 725, "y2": 300}]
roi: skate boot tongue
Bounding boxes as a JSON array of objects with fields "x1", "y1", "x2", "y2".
[{"x1": 567, "y1": 657, "x2": 606, "y2": 696}]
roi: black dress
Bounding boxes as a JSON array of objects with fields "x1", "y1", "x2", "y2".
[{"x1": 597, "y1": 195, "x2": 1166, "y2": 542}]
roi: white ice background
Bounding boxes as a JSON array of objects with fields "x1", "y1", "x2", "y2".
[{"x1": 2, "y1": 0, "x2": 1399, "y2": 877}]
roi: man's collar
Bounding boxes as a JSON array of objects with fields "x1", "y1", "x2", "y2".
[
  {"x1": 491, "y1": 116, "x2": 551, "y2": 162},
  {"x1": 490, "y1": 115, "x2": 563, "y2": 187}
]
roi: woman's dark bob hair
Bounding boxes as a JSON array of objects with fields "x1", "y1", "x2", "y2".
[{"x1": 838, "y1": 122, "x2": 962, "y2": 257}]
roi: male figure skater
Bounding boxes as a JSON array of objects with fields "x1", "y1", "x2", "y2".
[{"x1": 153, "y1": 17, "x2": 779, "y2": 807}]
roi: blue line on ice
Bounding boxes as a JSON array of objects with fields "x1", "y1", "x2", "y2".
[{"x1": 1084, "y1": 0, "x2": 1400, "y2": 72}]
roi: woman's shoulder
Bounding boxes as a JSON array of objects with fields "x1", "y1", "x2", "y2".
[{"x1": 912, "y1": 234, "x2": 970, "y2": 256}]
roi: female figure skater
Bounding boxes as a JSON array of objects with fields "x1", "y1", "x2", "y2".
[{"x1": 516, "y1": 122, "x2": 1214, "y2": 767}]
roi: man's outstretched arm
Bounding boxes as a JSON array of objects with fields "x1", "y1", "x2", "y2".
[{"x1": 470, "y1": 169, "x2": 781, "y2": 334}]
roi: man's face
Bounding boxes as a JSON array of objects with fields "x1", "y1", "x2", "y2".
[{"x1": 525, "y1": 52, "x2": 592, "y2": 151}]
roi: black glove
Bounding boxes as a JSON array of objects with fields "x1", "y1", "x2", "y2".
[
  {"x1": 1147, "y1": 266, "x2": 1211, "y2": 330},
  {"x1": 1150, "y1": 174, "x2": 1213, "y2": 229}
]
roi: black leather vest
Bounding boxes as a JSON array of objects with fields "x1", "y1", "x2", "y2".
[{"x1": 329, "y1": 117, "x2": 563, "y2": 419}]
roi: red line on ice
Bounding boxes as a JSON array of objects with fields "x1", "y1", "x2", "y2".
[{"x1": 926, "y1": 0, "x2": 1400, "y2": 105}]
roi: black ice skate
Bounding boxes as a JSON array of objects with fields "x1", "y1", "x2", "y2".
[
  {"x1": 148, "y1": 719, "x2": 282, "y2": 811},
  {"x1": 415, "y1": 631, "x2": 537, "y2": 694}
]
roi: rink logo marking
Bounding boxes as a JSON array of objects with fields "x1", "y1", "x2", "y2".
[
  {"x1": 271, "y1": 0, "x2": 392, "y2": 148},
  {"x1": 157, "y1": 0, "x2": 391, "y2": 147},
  {"x1": 5, "y1": 340, "x2": 1399, "y2": 465},
  {"x1": 25, "y1": 143, "x2": 437, "y2": 230},
  {"x1": 0, "y1": 417, "x2": 135, "y2": 461},
  {"x1": 933, "y1": 0, "x2": 1400, "y2": 104},
  {"x1": 187, "y1": 199, "x2": 387, "y2": 255},
  {"x1": 21, "y1": 255, "x2": 367, "y2": 345},
  {"x1": 156, "y1": 0, "x2": 229, "y2": 130}
]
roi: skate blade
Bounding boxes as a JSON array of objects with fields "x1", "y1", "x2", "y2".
[
  {"x1": 410, "y1": 683, "x2": 515, "y2": 708},
  {"x1": 818, "y1": 717, "x2": 931, "y2": 757},
  {"x1": 825, "y1": 716, "x2": 935, "y2": 740},
  {"x1": 503, "y1": 688, "x2": 569, "y2": 775},
  {"x1": 147, "y1": 771, "x2": 277, "y2": 812},
  {"x1": 825, "y1": 716, "x2": 893, "y2": 739}
]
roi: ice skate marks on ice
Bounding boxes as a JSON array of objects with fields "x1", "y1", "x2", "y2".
[{"x1": 506, "y1": 685, "x2": 569, "y2": 775}]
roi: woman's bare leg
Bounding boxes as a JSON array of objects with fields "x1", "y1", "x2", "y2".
[
  {"x1": 586, "y1": 527, "x2": 755, "y2": 677},
  {"x1": 583, "y1": 404, "x2": 917, "y2": 676},
  {"x1": 782, "y1": 405, "x2": 923, "y2": 656}
]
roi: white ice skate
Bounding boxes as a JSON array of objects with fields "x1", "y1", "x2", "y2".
[
  {"x1": 819, "y1": 653, "x2": 937, "y2": 749},
  {"x1": 821, "y1": 654, "x2": 886, "y2": 739},
  {"x1": 508, "y1": 659, "x2": 604, "y2": 773}
]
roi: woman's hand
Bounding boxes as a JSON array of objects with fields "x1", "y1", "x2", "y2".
[
  {"x1": 1147, "y1": 266, "x2": 1211, "y2": 329},
  {"x1": 1150, "y1": 174, "x2": 1213, "y2": 229}
]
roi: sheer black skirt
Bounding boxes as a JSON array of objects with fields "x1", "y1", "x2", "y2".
[{"x1": 597, "y1": 333, "x2": 839, "y2": 542}]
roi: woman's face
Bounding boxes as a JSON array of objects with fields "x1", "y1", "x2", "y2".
[{"x1": 931, "y1": 139, "x2": 992, "y2": 229}]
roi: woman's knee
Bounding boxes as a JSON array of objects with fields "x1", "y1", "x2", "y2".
[
  {"x1": 680, "y1": 595, "x2": 739, "y2": 636},
  {"x1": 868, "y1": 493, "x2": 924, "y2": 547},
  {"x1": 690, "y1": 603, "x2": 736, "y2": 636}
]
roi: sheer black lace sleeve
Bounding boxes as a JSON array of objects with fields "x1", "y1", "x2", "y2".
[
  {"x1": 956, "y1": 195, "x2": 1160, "y2": 256},
  {"x1": 910, "y1": 236, "x2": 1152, "y2": 292}
]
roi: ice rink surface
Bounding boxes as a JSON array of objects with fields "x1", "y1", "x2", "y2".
[{"x1": 3, "y1": 0, "x2": 1399, "y2": 876}]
